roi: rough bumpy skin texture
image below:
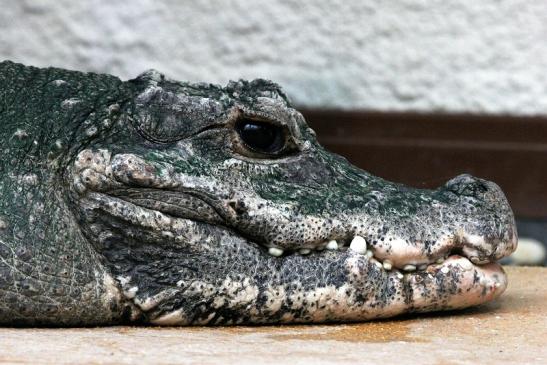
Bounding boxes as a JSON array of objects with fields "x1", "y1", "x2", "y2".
[{"x1": 0, "y1": 61, "x2": 517, "y2": 326}]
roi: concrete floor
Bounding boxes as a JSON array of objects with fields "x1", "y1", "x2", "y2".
[{"x1": 0, "y1": 266, "x2": 545, "y2": 365}]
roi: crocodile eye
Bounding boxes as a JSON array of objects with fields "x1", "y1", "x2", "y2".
[{"x1": 236, "y1": 119, "x2": 286, "y2": 155}]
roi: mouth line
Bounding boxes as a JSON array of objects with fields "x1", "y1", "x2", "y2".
[
  {"x1": 261, "y1": 234, "x2": 501, "y2": 276},
  {"x1": 100, "y1": 191, "x2": 505, "y2": 276}
]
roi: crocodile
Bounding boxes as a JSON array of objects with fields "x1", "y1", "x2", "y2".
[{"x1": 0, "y1": 61, "x2": 517, "y2": 326}]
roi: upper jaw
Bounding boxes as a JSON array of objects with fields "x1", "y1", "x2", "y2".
[
  {"x1": 253, "y1": 201, "x2": 517, "y2": 275},
  {"x1": 255, "y1": 174, "x2": 518, "y2": 273},
  {"x1": 71, "y1": 149, "x2": 517, "y2": 274}
]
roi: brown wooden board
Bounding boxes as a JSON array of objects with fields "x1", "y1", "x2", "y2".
[{"x1": 302, "y1": 110, "x2": 547, "y2": 219}]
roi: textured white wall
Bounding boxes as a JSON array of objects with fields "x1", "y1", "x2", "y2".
[{"x1": 1, "y1": 0, "x2": 546, "y2": 114}]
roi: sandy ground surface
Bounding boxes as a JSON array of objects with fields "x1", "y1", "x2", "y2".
[{"x1": 0, "y1": 266, "x2": 545, "y2": 365}]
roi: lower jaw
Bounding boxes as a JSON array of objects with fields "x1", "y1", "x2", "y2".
[
  {"x1": 265, "y1": 254, "x2": 505, "y2": 325},
  {"x1": 370, "y1": 255, "x2": 507, "y2": 318},
  {"x1": 141, "y1": 255, "x2": 507, "y2": 326},
  {"x1": 157, "y1": 255, "x2": 506, "y2": 325},
  {"x1": 423, "y1": 255, "x2": 507, "y2": 307}
]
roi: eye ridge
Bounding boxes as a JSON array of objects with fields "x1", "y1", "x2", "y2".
[{"x1": 236, "y1": 118, "x2": 286, "y2": 155}]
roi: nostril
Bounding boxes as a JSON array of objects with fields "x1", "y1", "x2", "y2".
[{"x1": 443, "y1": 174, "x2": 489, "y2": 197}]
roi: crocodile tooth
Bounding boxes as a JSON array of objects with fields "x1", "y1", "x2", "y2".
[
  {"x1": 396, "y1": 271, "x2": 404, "y2": 279},
  {"x1": 459, "y1": 259, "x2": 474, "y2": 271},
  {"x1": 299, "y1": 248, "x2": 311, "y2": 255},
  {"x1": 349, "y1": 236, "x2": 367, "y2": 254},
  {"x1": 403, "y1": 264, "x2": 416, "y2": 272},
  {"x1": 268, "y1": 247, "x2": 284, "y2": 257},
  {"x1": 436, "y1": 257, "x2": 445, "y2": 264},
  {"x1": 370, "y1": 258, "x2": 383, "y2": 269},
  {"x1": 365, "y1": 250, "x2": 374, "y2": 258},
  {"x1": 383, "y1": 260, "x2": 393, "y2": 270},
  {"x1": 326, "y1": 240, "x2": 338, "y2": 250},
  {"x1": 469, "y1": 256, "x2": 481, "y2": 264}
]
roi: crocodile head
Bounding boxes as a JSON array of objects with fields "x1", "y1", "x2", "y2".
[{"x1": 70, "y1": 71, "x2": 517, "y2": 325}]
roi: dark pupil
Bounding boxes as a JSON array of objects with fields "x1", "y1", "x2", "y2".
[{"x1": 237, "y1": 120, "x2": 284, "y2": 153}]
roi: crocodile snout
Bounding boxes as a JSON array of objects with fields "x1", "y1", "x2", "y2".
[
  {"x1": 441, "y1": 174, "x2": 518, "y2": 263},
  {"x1": 443, "y1": 173, "x2": 512, "y2": 212}
]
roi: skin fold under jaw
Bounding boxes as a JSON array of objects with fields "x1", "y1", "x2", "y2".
[{"x1": 0, "y1": 61, "x2": 517, "y2": 326}]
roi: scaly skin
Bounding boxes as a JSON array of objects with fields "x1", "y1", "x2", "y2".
[{"x1": 0, "y1": 61, "x2": 517, "y2": 326}]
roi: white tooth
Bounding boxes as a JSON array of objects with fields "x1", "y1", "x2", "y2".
[
  {"x1": 418, "y1": 264, "x2": 428, "y2": 271},
  {"x1": 326, "y1": 240, "x2": 338, "y2": 250},
  {"x1": 299, "y1": 248, "x2": 311, "y2": 255},
  {"x1": 436, "y1": 257, "x2": 445, "y2": 264},
  {"x1": 365, "y1": 250, "x2": 374, "y2": 258},
  {"x1": 268, "y1": 247, "x2": 284, "y2": 257},
  {"x1": 403, "y1": 264, "x2": 416, "y2": 272},
  {"x1": 396, "y1": 272, "x2": 404, "y2": 279},
  {"x1": 459, "y1": 259, "x2": 474, "y2": 271},
  {"x1": 370, "y1": 258, "x2": 382, "y2": 268},
  {"x1": 349, "y1": 235, "x2": 367, "y2": 254},
  {"x1": 470, "y1": 256, "x2": 481, "y2": 264},
  {"x1": 494, "y1": 282, "x2": 502, "y2": 288},
  {"x1": 441, "y1": 266, "x2": 450, "y2": 274},
  {"x1": 383, "y1": 260, "x2": 393, "y2": 270}
]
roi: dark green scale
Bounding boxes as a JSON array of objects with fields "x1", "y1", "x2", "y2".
[{"x1": 0, "y1": 61, "x2": 132, "y2": 325}]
